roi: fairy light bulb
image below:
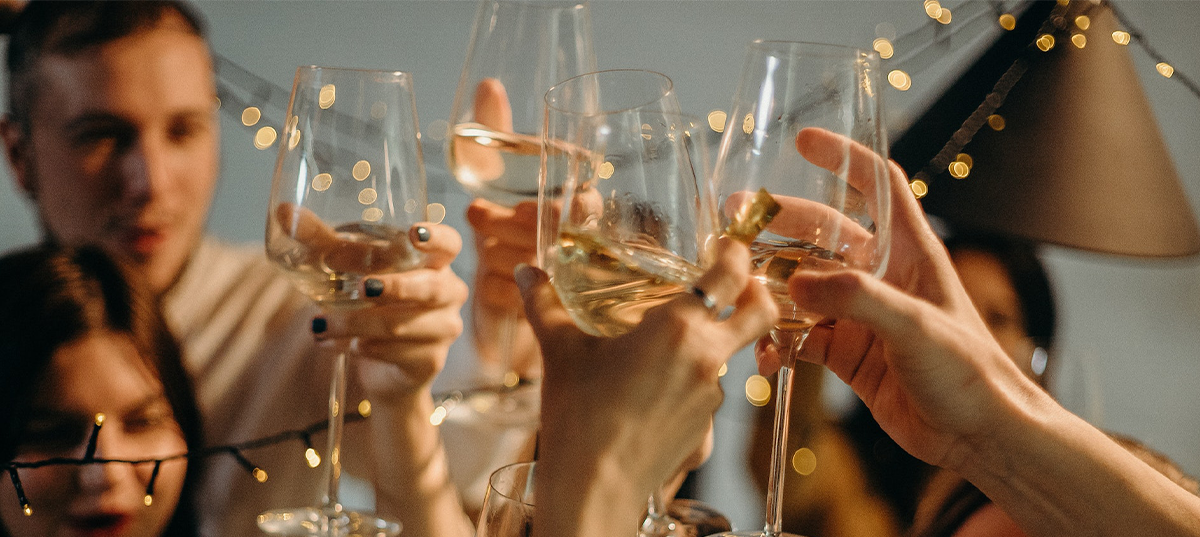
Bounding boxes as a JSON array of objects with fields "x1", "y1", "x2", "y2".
[
  {"x1": 305, "y1": 448, "x2": 321, "y2": 468},
  {"x1": 22, "y1": 505, "x2": 32, "y2": 516},
  {"x1": 144, "y1": 494, "x2": 154, "y2": 507},
  {"x1": 253, "y1": 468, "x2": 269, "y2": 483}
]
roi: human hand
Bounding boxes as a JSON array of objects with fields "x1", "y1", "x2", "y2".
[
  {"x1": 759, "y1": 127, "x2": 1047, "y2": 470},
  {"x1": 316, "y1": 223, "x2": 468, "y2": 396},
  {"x1": 524, "y1": 238, "x2": 777, "y2": 523},
  {"x1": 464, "y1": 198, "x2": 542, "y2": 377}
]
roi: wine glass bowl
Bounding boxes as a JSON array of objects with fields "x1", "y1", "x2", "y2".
[{"x1": 261, "y1": 65, "x2": 427, "y2": 537}]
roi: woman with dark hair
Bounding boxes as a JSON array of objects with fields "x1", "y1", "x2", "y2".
[{"x1": 0, "y1": 245, "x2": 203, "y2": 537}]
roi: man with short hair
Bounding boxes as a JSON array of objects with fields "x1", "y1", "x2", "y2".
[{"x1": 1, "y1": 2, "x2": 472, "y2": 536}]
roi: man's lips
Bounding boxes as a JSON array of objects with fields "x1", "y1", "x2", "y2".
[
  {"x1": 66, "y1": 512, "x2": 133, "y2": 537},
  {"x1": 121, "y1": 227, "x2": 168, "y2": 256}
]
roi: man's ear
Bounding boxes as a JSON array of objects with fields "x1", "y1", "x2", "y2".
[{"x1": 1, "y1": 115, "x2": 34, "y2": 197}]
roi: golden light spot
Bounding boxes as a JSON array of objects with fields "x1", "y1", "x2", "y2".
[
  {"x1": 955, "y1": 153, "x2": 973, "y2": 168},
  {"x1": 924, "y1": 0, "x2": 942, "y2": 19},
  {"x1": 998, "y1": 13, "x2": 1016, "y2": 31},
  {"x1": 430, "y1": 406, "x2": 449, "y2": 426},
  {"x1": 319, "y1": 84, "x2": 336, "y2": 109},
  {"x1": 352, "y1": 160, "x2": 371, "y2": 181},
  {"x1": 288, "y1": 115, "x2": 299, "y2": 131},
  {"x1": 1157, "y1": 62, "x2": 1175, "y2": 78},
  {"x1": 144, "y1": 494, "x2": 154, "y2": 507},
  {"x1": 1056, "y1": 0, "x2": 1069, "y2": 5},
  {"x1": 331, "y1": 401, "x2": 340, "y2": 417},
  {"x1": 253, "y1": 468, "x2": 269, "y2": 483},
  {"x1": 405, "y1": 199, "x2": 419, "y2": 214},
  {"x1": 358, "y1": 399, "x2": 373, "y2": 418},
  {"x1": 597, "y1": 161, "x2": 615, "y2": 180},
  {"x1": 330, "y1": 448, "x2": 340, "y2": 466},
  {"x1": 708, "y1": 110, "x2": 727, "y2": 133},
  {"x1": 1075, "y1": 15, "x2": 1091, "y2": 30},
  {"x1": 288, "y1": 128, "x2": 301, "y2": 150},
  {"x1": 641, "y1": 123, "x2": 653, "y2": 140},
  {"x1": 1036, "y1": 34, "x2": 1056, "y2": 52},
  {"x1": 504, "y1": 371, "x2": 521, "y2": 388},
  {"x1": 312, "y1": 173, "x2": 333, "y2": 192},
  {"x1": 1112, "y1": 31, "x2": 1131, "y2": 45},
  {"x1": 427, "y1": 202, "x2": 447, "y2": 225},
  {"x1": 937, "y1": 8, "x2": 952, "y2": 24},
  {"x1": 791, "y1": 447, "x2": 817, "y2": 475},
  {"x1": 94, "y1": 413, "x2": 106, "y2": 426},
  {"x1": 872, "y1": 38, "x2": 894, "y2": 59},
  {"x1": 910, "y1": 179, "x2": 929, "y2": 199},
  {"x1": 887, "y1": 70, "x2": 912, "y2": 91},
  {"x1": 241, "y1": 106, "x2": 262, "y2": 126},
  {"x1": 742, "y1": 113, "x2": 755, "y2": 134},
  {"x1": 305, "y1": 448, "x2": 321, "y2": 468},
  {"x1": 948, "y1": 161, "x2": 970, "y2": 179},
  {"x1": 1071, "y1": 33, "x2": 1087, "y2": 48},
  {"x1": 358, "y1": 188, "x2": 378, "y2": 205},
  {"x1": 987, "y1": 114, "x2": 1006, "y2": 131},
  {"x1": 717, "y1": 363, "x2": 728, "y2": 378},
  {"x1": 254, "y1": 127, "x2": 278, "y2": 150},
  {"x1": 370, "y1": 101, "x2": 388, "y2": 119},
  {"x1": 745, "y1": 375, "x2": 771, "y2": 407},
  {"x1": 23, "y1": 505, "x2": 32, "y2": 516}
]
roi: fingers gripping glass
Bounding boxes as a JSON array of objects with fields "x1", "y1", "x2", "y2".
[{"x1": 261, "y1": 66, "x2": 429, "y2": 537}]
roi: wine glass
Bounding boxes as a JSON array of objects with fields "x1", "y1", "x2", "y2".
[
  {"x1": 258, "y1": 66, "x2": 428, "y2": 536},
  {"x1": 476, "y1": 461, "x2": 537, "y2": 537},
  {"x1": 710, "y1": 41, "x2": 891, "y2": 537},
  {"x1": 446, "y1": 0, "x2": 596, "y2": 417},
  {"x1": 542, "y1": 69, "x2": 712, "y2": 537}
]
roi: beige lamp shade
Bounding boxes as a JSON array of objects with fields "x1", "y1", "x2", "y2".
[{"x1": 891, "y1": 2, "x2": 1200, "y2": 257}]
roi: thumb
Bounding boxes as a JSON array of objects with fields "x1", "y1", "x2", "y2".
[
  {"x1": 790, "y1": 270, "x2": 930, "y2": 352},
  {"x1": 515, "y1": 264, "x2": 579, "y2": 349}
]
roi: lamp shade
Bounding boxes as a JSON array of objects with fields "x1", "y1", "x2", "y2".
[{"x1": 891, "y1": 2, "x2": 1200, "y2": 257}]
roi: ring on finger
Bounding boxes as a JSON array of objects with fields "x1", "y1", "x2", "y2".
[{"x1": 690, "y1": 285, "x2": 719, "y2": 317}]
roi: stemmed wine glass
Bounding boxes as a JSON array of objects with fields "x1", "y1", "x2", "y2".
[
  {"x1": 476, "y1": 461, "x2": 537, "y2": 537},
  {"x1": 541, "y1": 69, "x2": 714, "y2": 537},
  {"x1": 447, "y1": 0, "x2": 596, "y2": 418},
  {"x1": 259, "y1": 66, "x2": 429, "y2": 536},
  {"x1": 710, "y1": 41, "x2": 891, "y2": 537}
]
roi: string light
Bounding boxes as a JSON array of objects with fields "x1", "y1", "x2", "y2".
[
  {"x1": 888, "y1": 70, "x2": 912, "y2": 91},
  {"x1": 745, "y1": 375, "x2": 771, "y2": 406},
  {"x1": 998, "y1": 13, "x2": 1017, "y2": 31},
  {"x1": 791, "y1": 447, "x2": 817, "y2": 476},
  {"x1": 1036, "y1": 34, "x2": 1056, "y2": 52},
  {"x1": 937, "y1": 8, "x2": 952, "y2": 25},
  {"x1": 910, "y1": 179, "x2": 929, "y2": 199},
  {"x1": 717, "y1": 363, "x2": 728, "y2": 378},
  {"x1": 352, "y1": 160, "x2": 371, "y2": 181},
  {"x1": 254, "y1": 126, "x2": 277, "y2": 150},
  {"x1": 84, "y1": 413, "x2": 104, "y2": 461},
  {"x1": 1074, "y1": 15, "x2": 1091, "y2": 30},
  {"x1": 1072, "y1": 33, "x2": 1087, "y2": 49},
  {"x1": 241, "y1": 106, "x2": 262, "y2": 127},
  {"x1": 873, "y1": 38, "x2": 894, "y2": 59},
  {"x1": 4, "y1": 411, "x2": 369, "y2": 515},
  {"x1": 1112, "y1": 30, "x2": 1131, "y2": 45},
  {"x1": 707, "y1": 110, "x2": 727, "y2": 133},
  {"x1": 924, "y1": 0, "x2": 942, "y2": 19},
  {"x1": 1157, "y1": 63, "x2": 1175, "y2": 78},
  {"x1": 357, "y1": 399, "x2": 372, "y2": 418},
  {"x1": 987, "y1": 114, "x2": 1006, "y2": 131},
  {"x1": 427, "y1": 202, "x2": 448, "y2": 225}
]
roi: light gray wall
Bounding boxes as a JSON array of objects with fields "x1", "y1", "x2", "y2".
[{"x1": 1, "y1": 0, "x2": 1198, "y2": 528}]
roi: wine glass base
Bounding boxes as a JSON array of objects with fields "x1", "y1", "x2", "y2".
[
  {"x1": 257, "y1": 507, "x2": 401, "y2": 537},
  {"x1": 451, "y1": 381, "x2": 541, "y2": 427},
  {"x1": 707, "y1": 532, "x2": 807, "y2": 537}
]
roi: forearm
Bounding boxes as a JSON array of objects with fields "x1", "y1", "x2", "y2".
[
  {"x1": 533, "y1": 453, "x2": 646, "y2": 537},
  {"x1": 365, "y1": 381, "x2": 473, "y2": 537},
  {"x1": 959, "y1": 392, "x2": 1200, "y2": 537}
]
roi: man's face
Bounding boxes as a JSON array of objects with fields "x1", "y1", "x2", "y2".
[{"x1": 6, "y1": 23, "x2": 219, "y2": 294}]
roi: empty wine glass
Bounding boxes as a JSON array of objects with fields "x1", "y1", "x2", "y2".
[
  {"x1": 710, "y1": 41, "x2": 891, "y2": 537},
  {"x1": 476, "y1": 461, "x2": 537, "y2": 537},
  {"x1": 258, "y1": 66, "x2": 429, "y2": 536},
  {"x1": 542, "y1": 69, "x2": 713, "y2": 537}
]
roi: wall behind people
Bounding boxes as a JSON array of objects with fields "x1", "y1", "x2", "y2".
[{"x1": 0, "y1": 0, "x2": 1197, "y2": 529}]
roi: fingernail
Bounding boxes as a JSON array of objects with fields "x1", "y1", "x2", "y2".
[
  {"x1": 514, "y1": 263, "x2": 535, "y2": 294},
  {"x1": 311, "y1": 317, "x2": 327, "y2": 334},
  {"x1": 415, "y1": 226, "x2": 431, "y2": 242},
  {"x1": 364, "y1": 278, "x2": 384, "y2": 297}
]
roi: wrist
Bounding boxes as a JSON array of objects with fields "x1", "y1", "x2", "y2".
[{"x1": 534, "y1": 451, "x2": 645, "y2": 537}]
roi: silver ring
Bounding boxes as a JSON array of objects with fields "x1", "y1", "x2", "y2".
[{"x1": 690, "y1": 285, "x2": 719, "y2": 316}]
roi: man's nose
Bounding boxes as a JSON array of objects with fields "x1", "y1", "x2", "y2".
[{"x1": 118, "y1": 137, "x2": 172, "y2": 206}]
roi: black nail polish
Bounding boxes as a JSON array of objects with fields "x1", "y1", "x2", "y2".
[
  {"x1": 365, "y1": 278, "x2": 384, "y2": 297},
  {"x1": 311, "y1": 317, "x2": 327, "y2": 334},
  {"x1": 415, "y1": 226, "x2": 431, "y2": 242}
]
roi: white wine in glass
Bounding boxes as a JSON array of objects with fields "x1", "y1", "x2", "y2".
[
  {"x1": 259, "y1": 66, "x2": 429, "y2": 537},
  {"x1": 711, "y1": 41, "x2": 891, "y2": 537},
  {"x1": 543, "y1": 69, "x2": 713, "y2": 536}
]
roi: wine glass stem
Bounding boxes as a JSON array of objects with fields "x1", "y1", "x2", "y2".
[
  {"x1": 498, "y1": 310, "x2": 518, "y2": 384},
  {"x1": 323, "y1": 343, "x2": 349, "y2": 513},
  {"x1": 763, "y1": 330, "x2": 808, "y2": 537},
  {"x1": 640, "y1": 488, "x2": 674, "y2": 536}
]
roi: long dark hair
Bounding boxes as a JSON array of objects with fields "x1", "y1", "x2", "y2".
[{"x1": 0, "y1": 245, "x2": 202, "y2": 536}]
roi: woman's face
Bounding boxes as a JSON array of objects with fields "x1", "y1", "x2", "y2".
[
  {"x1": 0, "y1": 331, "x2": 187, "y2": 537},
  {"x1": 951, "y1": 248, "x2": 1039, "y2": 379}
]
